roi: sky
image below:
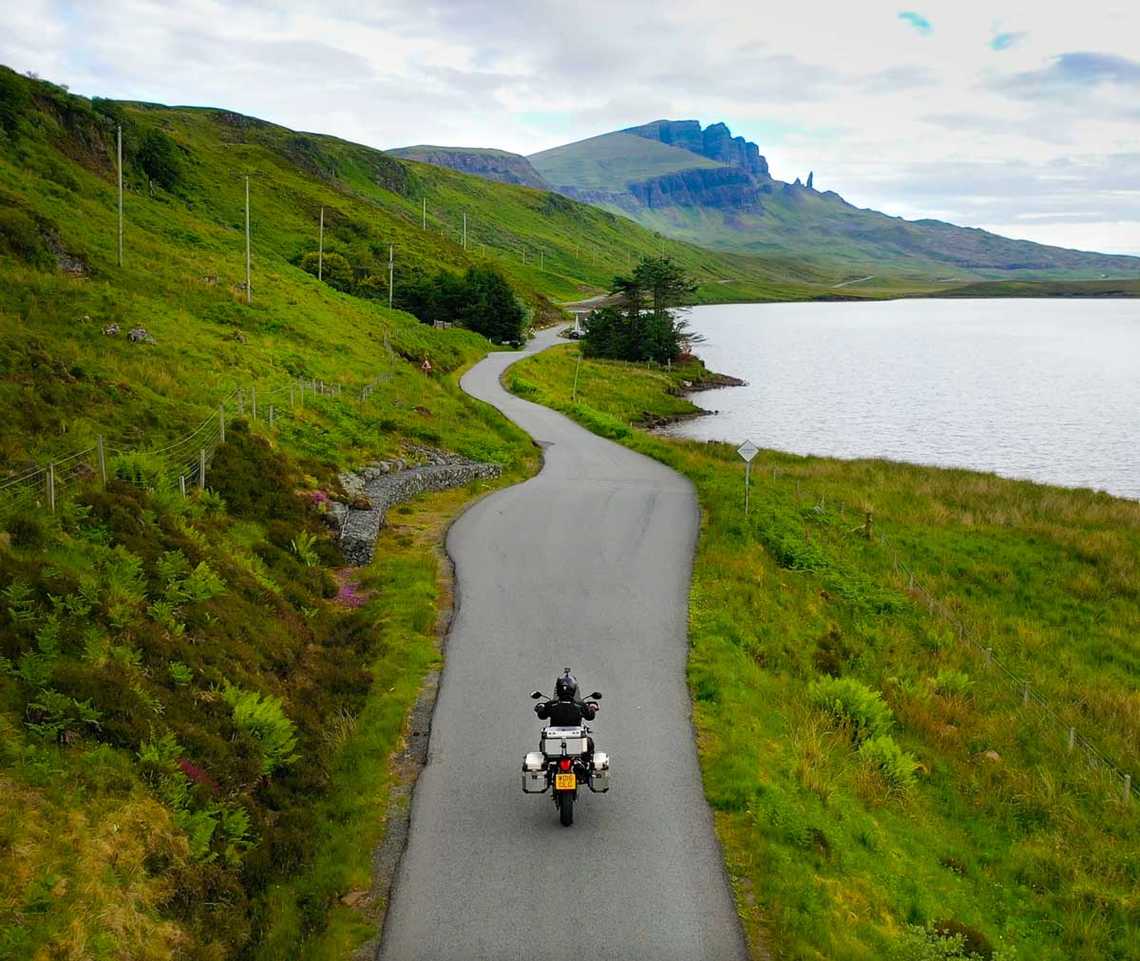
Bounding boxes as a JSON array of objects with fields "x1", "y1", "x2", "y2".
[{"x1": 4, "y1": 0, "x2": 1139, "y2": 254}]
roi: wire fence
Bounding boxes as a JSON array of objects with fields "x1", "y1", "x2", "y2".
[
  {"x1": 887, "y1": 549, "x2": 1134, "y2": 804},
  {"x1": 732, "y1": 468, "x2": 1136, "y2": 809},
  {"x1": 0, "y1": 372, "x2": 388, "y2": 516},
  {"x1": 772, "y1": 481, "x2": 1137, "y2": 807}
]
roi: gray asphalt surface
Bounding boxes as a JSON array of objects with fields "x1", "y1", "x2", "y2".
[{"x1": 379, "y1": 328, "x2": 747, "y2": 961}]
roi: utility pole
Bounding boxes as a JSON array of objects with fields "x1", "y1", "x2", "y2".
[
  {"x1": 117, "y1": 125, "x2": 123, "y2": 267},
  {"x1": 244, "y1": 176, "x2": 252, "y2": 305},
  {"x1": 318, "y1": 206, "x2": 324, "y2": 281},
  {"x1": 388, "y1": 244, "x2": 394, "y2": 309}
]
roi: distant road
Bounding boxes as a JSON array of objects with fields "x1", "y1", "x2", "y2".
[
  {"x1": 379, "y1": 328, "x2": 747, "y2": 961},
  {"x1": 832, "y1": 274, "x2": 875, "y2": 288}
]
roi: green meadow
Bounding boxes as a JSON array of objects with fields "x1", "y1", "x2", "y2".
[{"x1": 510, "y1": 344, "x2": 1140, "y2": 961}]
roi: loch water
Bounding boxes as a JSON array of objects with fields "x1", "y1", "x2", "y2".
[{"x1": 664, "y1": 299, "x2": 1140, "y2": 499}]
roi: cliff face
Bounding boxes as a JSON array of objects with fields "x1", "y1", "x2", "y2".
[
  {"x1": 625, "y1": 120, "x2": 769, "y2": 178},
  {"x1": 627, "y1": 166, "x2": 760, "y2": 209},
  {"x1": 387, "y1": 146, "x2": 551, "y2": 189}
]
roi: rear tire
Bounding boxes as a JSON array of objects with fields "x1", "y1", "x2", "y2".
[{"x1": 558, "y1": 791, "x2": 574, "y2": 827}]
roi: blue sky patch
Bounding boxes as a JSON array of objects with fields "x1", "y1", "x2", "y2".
[
  {"x1": 990, "y1": 31, "x2": 1025, "y2": 51},
  {"x1": 898, "y1": 11, "x2": 932, "y2": 35}
]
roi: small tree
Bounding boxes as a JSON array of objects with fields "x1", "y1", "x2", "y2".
[
  {"x1": 582, "y1": 255, "x2": 697, "y2": 363},
  {"x1": 136, "y1": 129, "x2": 182, "y2": 190},
  {"x1": 462, "y1": 266, "x2": 525, "y2": 342},
  {"x1": 299, "y1": 250, "x2": 352, "y2": 291}
]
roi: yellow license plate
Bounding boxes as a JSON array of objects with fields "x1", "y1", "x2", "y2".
[{"x1": 554, "y1": 773, "x2": 576, "y2": 790}]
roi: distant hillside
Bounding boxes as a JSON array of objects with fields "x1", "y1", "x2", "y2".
[
  {"x1": 387, "y1": 145, "x2": 550, "y2": 189},
  {"x1": 529, "y1": 130, "x2": 724, "y2": 193},
  {"x1": 528, "y1": 119, "x2": 1140, "y2": 281}
]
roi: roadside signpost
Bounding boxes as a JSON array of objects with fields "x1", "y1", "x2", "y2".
[{"x1": 737, "y1": 439, "x2": 759, "y2": 515}]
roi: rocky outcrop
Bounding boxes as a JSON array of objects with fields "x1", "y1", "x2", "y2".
[
  {"x1": 388, "y1": 146, "x2": 551, "y2": 190},
  {"x1": 550, "y1": 185, "x2": 641, "y2": 214},
  {"x1": 625, "y1": 120, "x2": 769, "y2": 178},
  {"x1": 331, "y1": 447, "x2": 501, "y2": 565},
  {"x1": 806, "y1": 171, "x2": 814, "y2": 190},
  {"x1": 627, "y1": 167, "x2": 760, "y2": 209}
]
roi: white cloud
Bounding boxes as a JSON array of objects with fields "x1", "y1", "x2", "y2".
[{"x1": 2, "y1": 0, "x2": 1138, "y2": 253}]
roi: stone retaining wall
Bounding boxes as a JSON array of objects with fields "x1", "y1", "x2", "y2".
[{"x1": 335, "y1": 456, "x2": 501, "y2": 565}]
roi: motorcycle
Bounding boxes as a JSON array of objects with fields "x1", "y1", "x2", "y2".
[{"x1": 521, "y1": 689, "x2": 610, "y2": 827}]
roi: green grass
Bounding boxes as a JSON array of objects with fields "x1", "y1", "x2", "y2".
[
  {"x1": 0, "y1": 69, "x2": 552, "y2": 960},
  {"x1": 509, "y1": 344, "x2": 1140, "y2": 961}
]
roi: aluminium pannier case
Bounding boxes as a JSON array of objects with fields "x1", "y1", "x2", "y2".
[
  {"x1": 588, "y1": 751, "x2": 610, "y2": 793},
  {"x1": 521, "y1": 751, "x2": 547, "y2": 793},
  {"x1": 540, "y1": 726, "x2": 589, "y2": 757}
]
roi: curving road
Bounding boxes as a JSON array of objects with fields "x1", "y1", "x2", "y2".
[{"x1": 379, "y1": 328, "x2": 747, "y2": 961}]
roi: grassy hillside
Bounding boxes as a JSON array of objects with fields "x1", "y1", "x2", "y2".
[
  {"x1": 0, "y1": 67, "x2": 559, "y2": 961},
  {"x1": 529, "y1": 130, "x2": 724, "y2": 192},
  {"x1": 509, "y1": 345, "x2": 1140, "y2": 961},
  {"x1": 386, "y1": 145, "x2": 551, "y2": 190},
  {"x1": 628, "y1": 194, "x2": 1140, "y2": 280}
]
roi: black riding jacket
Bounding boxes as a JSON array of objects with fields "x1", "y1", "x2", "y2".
[{"x1": 535, "y1": 697, "x2": 597, "y2": 726}]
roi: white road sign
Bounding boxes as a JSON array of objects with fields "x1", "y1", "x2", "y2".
[{"x1": 737, "y1": 440, "x2": 759, "y2": 463}]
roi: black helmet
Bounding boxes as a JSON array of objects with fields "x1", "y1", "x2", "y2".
[{"x1": 554, "y1": 668, "x2": 578, "y2": 702}]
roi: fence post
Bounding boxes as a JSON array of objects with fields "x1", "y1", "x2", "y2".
[
  {"x1": 219, "y1": 404, "x2": 225, "y2": 444},
  {"x1": 238, "y1": 390, "x2": 244, "y2": 416},
  {"x1": 180, "y1": 474, "x2": 186, "y2": 497},
  {"x1": 47, "y1": 463, "x2": 56, "y2": 512},
  {"x1": 290, "y1": 383, "x2": 295, "y2": 409},
  {"x1": 299, "y1": 382, "x2": 305, "y2": 408},
  {"x1": 1068, "y1": 726, "x2": 1076, "y2": 752},
  {"x1": 251, "y1": 386, "x2": 257, "y2": 421},
  {"x1": 1023, "y1": 682, "x2": 1030, "y2": 706},
  {"x1": 199, "y1": 448, "x2": 206, "y2": 490},
  {"x1": 985, "y1": 647, "x2": 993, "y2": 667},
  {"x1": 863, "y1": 510, "x2": 873, "y2": 540},
  {"x1": 1125, "y1": 774, "x2": 1132, "y2": 804},
  {"x1": 269, "y1": 405, "x2": 275, "y2": 428},
  {"x1": 97, "y1": 435, "x2": 107, "y2": 486}
]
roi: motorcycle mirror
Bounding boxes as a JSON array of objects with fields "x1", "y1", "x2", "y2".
[
  {"x1": 530, "y1": 691, "x2": 544, "y2": 699},
  {"x1": 588, "y1": 692, "x2": 602, "y2": 700}
]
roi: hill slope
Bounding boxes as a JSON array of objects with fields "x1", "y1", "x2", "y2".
[
  {"x1": 528, "y1": 119, "x2": 1140, "y2": 281},
  {"x1": 386, "y1": 145, "x2": 551, "y2": 190}
]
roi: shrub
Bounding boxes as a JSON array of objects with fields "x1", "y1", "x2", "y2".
[
  {"x1": 932, "y1": 669, "x2": 972, "y2": 698},
  {"x1": 809, "y1": 675, "x2": 894, "y2": 742},
  {"x1": 222, "y1": 685, "x2": 298, "y2": 775},
  {"x1": 168, "y1": 661, "x2": 193, "y2": 686},
  {"x1": 289, "y1": 530, "x2": 319, "y2": 567},
  {"x1": 858, "y1": 735, "x2": 919, "y2": 792},
  {"x1": 210, "y1": 424, "x2": 302, "y2": 521},
  {"x1": 0, "y1": 207, "x2": 51, "y2": 267},
  {"x1": 299, "y1": 250, "x2": 353, "y2": 292},
  {"x1": 891, "y1": 922, "x2": 1005, "y2": 960},
  {"x1": 136, "y1": 129, "x2": 182, "y2": 190},
  {"x1": 8, "y1": 515, "x2": 46, "y2": 549},
  {"x1": 0, "y1": 67, "x2": 31, "y2": 134}
]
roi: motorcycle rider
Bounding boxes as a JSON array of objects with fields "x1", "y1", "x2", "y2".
[{"x1": 535, "y1": 668, "x2": 598, "y2": 728}]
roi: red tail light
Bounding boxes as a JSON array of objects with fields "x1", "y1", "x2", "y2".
[{"x1": 559, "y1": 758, "x2": 572, "y2": 771}]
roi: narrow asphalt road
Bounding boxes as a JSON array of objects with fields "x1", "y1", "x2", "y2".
[{"x1": 379, "y1": 328, "x2": 747, "y2": 961}]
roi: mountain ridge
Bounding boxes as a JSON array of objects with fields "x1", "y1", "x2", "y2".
[
  {"x1": 522, "y1": 118, "x2": 1140, "y2": 278},
  {"x1": 387, "y1": 144, "x2": 551, "y2": 190}
]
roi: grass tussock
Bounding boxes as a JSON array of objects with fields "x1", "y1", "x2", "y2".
[{"x1": 509, "y1": 343, "x2": 1140, "y2": 961}]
